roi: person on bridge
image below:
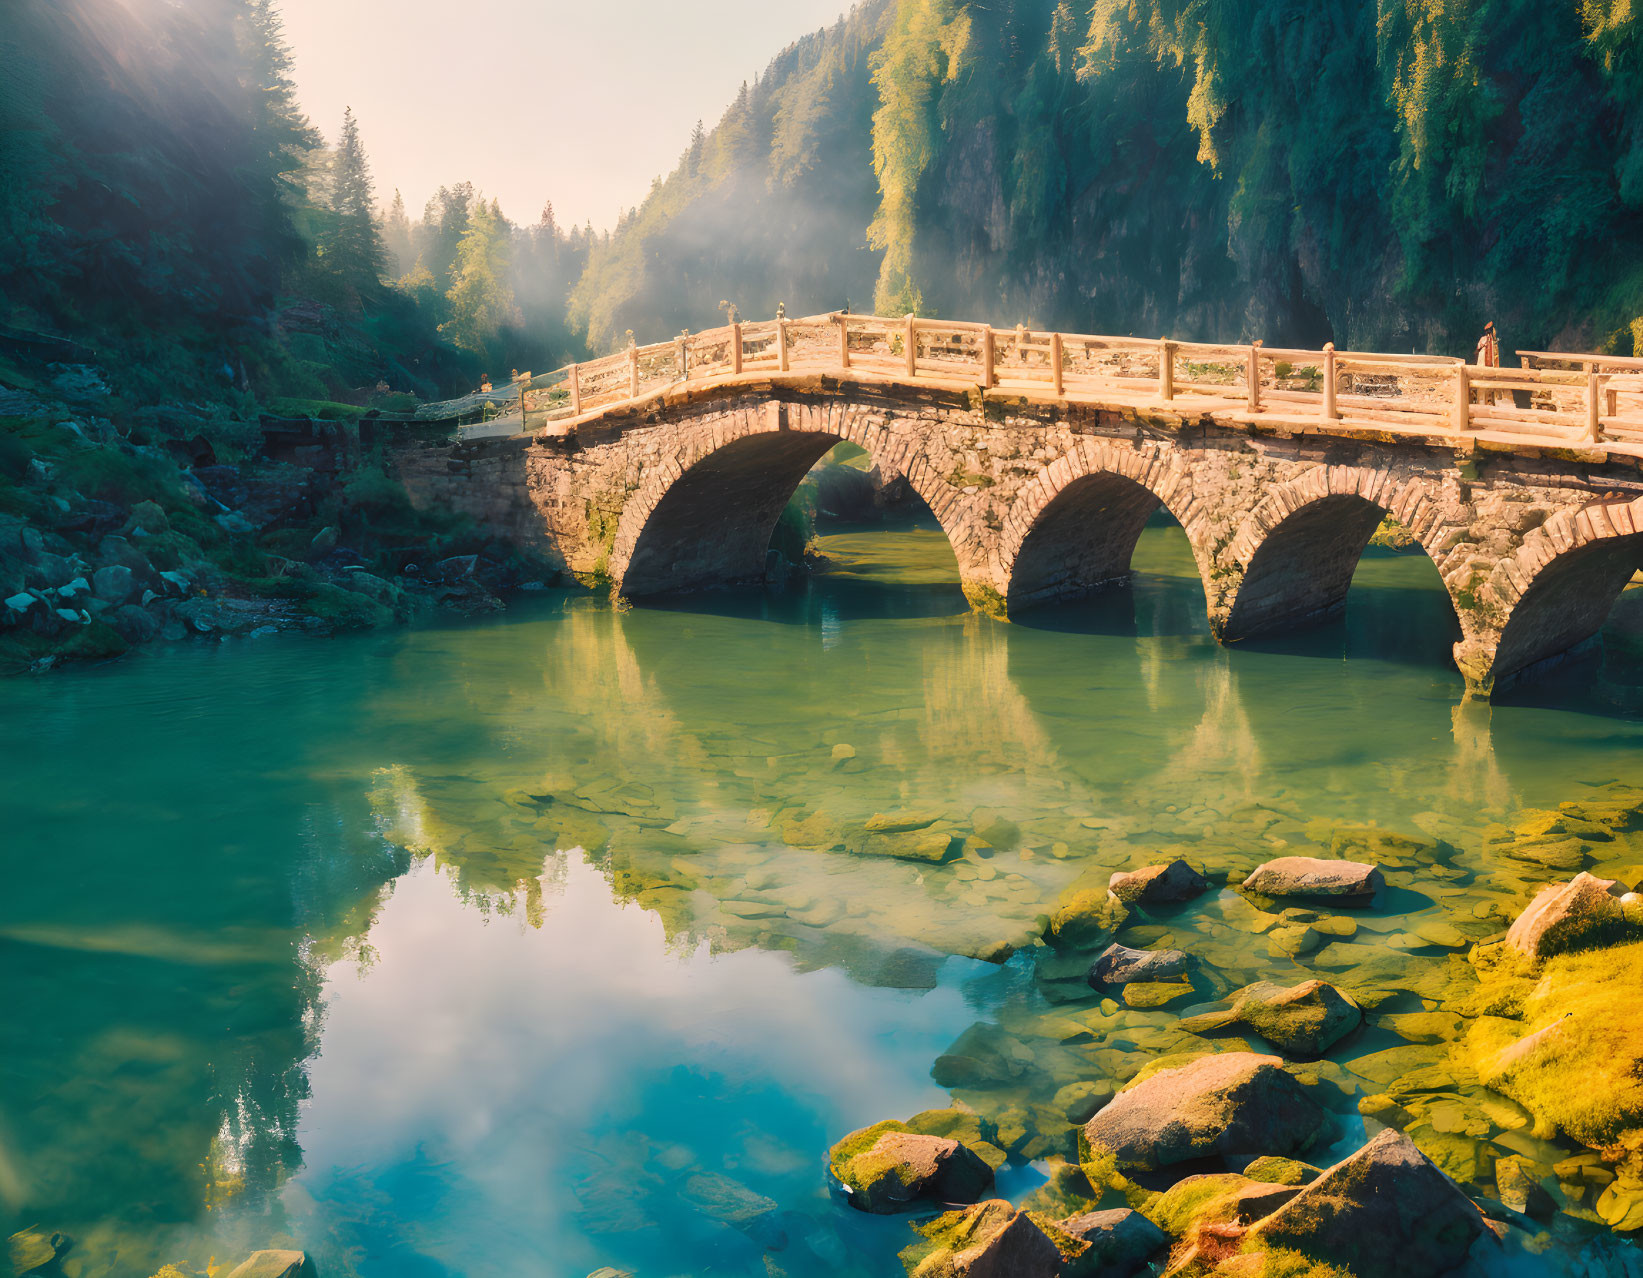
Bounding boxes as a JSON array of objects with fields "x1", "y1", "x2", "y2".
[
  {"x1": 1473, "y1": 321, "x2": 1500, "y2": 405},
  {"x1": 1475, "y1": 321, "x2": 1499, "y2": 369}
]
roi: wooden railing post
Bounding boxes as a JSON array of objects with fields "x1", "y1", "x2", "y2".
[
  {"x1": 628, "y1": 342, "x2": 639, "y2": 398},
  {"x1": 1321, "y1": 343, "x2": 1337, "y2": 420},
  {"x1": 777, "y1": 317, "x2": 789, "y2": 372},
  {"x1": 905, "y1": 313, "x2": 917, "y2": 378},
  {"x1": 1159, "y1": 339, "x2": 1175, "y2": 401},
  {"x1": 677, "y1": 331, "x2": 690, "y2": 382},
  {"x1": 1587, "y1": 367, "x2": 1602, "y2": 442},
  {"x1": 730, "y1": 321, "x2": 743, "y2": 375},
  {"x1": 1050, "y1": 331, "x2": 1064, "y2": 397},
  {"x1": 981, "y1": 326, "x2": 996, "y2": 389},
  {"x1": 837, "y1": 315, "x2": 851, "y2": 369},
  {"x1": 1246, "y1": 340, "x2": 1263, "y2": 412},
  {"x1": 569, "y1": 363, "x2": 582, "y2": 416},
  {"x1": 1453, "y1": 365, "x2": 1470, "y2": 432}
]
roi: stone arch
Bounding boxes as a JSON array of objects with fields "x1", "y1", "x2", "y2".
[
  {"x1": 1220, "y1": 466, "x2": 1455, "y2": 642},
  {"x1": 608, "y1": 398, "x2": 983, "y2": 597},
  {"x1": 996, "y1": 439, "x2": 1211, "y2": 611},
  {"x1": 1478, "y1": 499, "x2": 1643, "y2": 688}
]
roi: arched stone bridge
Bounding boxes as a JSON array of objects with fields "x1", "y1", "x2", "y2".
[{"x1": 395, "y1": 366, "x2": 1643, "y2": 698}]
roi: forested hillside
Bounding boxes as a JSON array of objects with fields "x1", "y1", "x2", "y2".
[
  {"x1": 0, "y1": 0, "x2": 588, "y2": 407},
  {"x1": 575, "y1": 0, "x2": 1643, "y2": 358}
]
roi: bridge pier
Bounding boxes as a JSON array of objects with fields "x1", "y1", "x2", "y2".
[{"x1": 390, "y1": 374, "x2": 1643, "y2": 699}]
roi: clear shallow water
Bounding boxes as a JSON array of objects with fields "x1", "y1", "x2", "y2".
[{"x1": 4, "y1": 514, "x2": 1643, "y2": 1277}]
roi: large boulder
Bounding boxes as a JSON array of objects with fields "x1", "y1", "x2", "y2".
[
  {"x1": 223, "y1": 1253, "x2": 317, "y2": 1278},
  {"x1": 1107, "y1": 859, "x2": 1210, "y2": 906},
  {"x1": 1242, "y1": 857, "x2": 1382, "y2": 899},
  {"x1": 1081, "y1": 1052, "x2": 1331, "y2": 1171},
  {"x1": 1505, "y1": 871, "x2": 1632, "y2": 960},
  {"x1": 900, "y1": 1200, "x2": 1068, "y2": 1278},
  {"x1": 1055, "y1": 1207, "x2": 1166, "y2": 1277},
  {"x1": 1248, "y1": 1129, "x2": 1487, "y2": 1278},
  {"x1": 1179, "y1": 980, "x2": 1362, "y2": 1057},
  {"x1": 835, "y1": 1130, "x2": 993, "y2": 1213}
]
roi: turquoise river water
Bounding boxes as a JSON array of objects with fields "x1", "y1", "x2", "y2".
[{"x1": 5, "y1": 513, "x2": 1643, "y2": 1277}]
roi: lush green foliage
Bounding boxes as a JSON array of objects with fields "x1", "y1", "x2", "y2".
[{"x1": 578, "y1": 0, "x2": 1643, "y2": 356}]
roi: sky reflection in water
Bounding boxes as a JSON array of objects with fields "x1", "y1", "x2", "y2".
[{"x1": 2, "y1": 516, "x2": 1643, "y2": 1277}]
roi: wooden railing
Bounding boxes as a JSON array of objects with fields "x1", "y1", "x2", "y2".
[{"x1": 516, "y1": 313, "x2": 1643, "y2": 450}]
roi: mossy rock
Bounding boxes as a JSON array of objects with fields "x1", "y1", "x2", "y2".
[
  {"x1": 1244, "y1": 1157, "x2": 1321, "y2": 1186},
  {"x1": 828, "y1": 1106, "x2": 1007, "y2": 1184},
  {"x1": 1180, "y1": 980, "x2": 1362, "y2": 1058},
  {"x1": 1467, "y1": 936, "x2": 1643, "y2": 1151},
  {"x1": 899, "y1": 1200, "x2": 1080, "y2": 1278},
  {"x1": 1049, "y1": 888, "x2": 1129, "y2": 949}
]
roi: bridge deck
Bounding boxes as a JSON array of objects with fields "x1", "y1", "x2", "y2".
[
  {"x1": 515, "y1": 314, "x2": 1643, "y2": 465},
  {"x1": 529, "y1": 362, "x2": 1643, "y2": 470}
]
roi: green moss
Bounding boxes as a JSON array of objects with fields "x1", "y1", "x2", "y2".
[
  {"x1": 1143, "y1": 1172, "x2": 1252, "y2": 1235},
  {"x1": 828, "y1": 1107, "x2": 1007, "y2": 1184},
  {"x1": 1244, "y1": 1157, "x2": 1320, "y2": 1186},
  {"x1": 1252, "y1": 1250, "x2": 1357, "y2": 1278},
  {"x1": 1467, "y1": 937, "x2": 1643, "y2": 1151},
  {"x1": 963, "y1": 581, "x2": 1007, "y2": 620}
]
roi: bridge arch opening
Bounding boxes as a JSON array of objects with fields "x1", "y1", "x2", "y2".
[
  {"x1": 1223, "y1": 494, "x2": 1417, "y2": 641},
  {"x1": 1005, "y1": 472, "x2": 1183, "y2": 611},
  {"x1": 1490, "y1": 534, "x2": 1643, "y2": 690},
  {"x1": 611, "y1": 411, "x2": 973, "y2": 600}
]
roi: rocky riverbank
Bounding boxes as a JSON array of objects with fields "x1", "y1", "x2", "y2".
[
  {"x1": 0, "y1": 391, "x2": 560, "y2": 675},
  {"x1": 810, "y1": 782, "x2": 1643, "y2": 1278}
]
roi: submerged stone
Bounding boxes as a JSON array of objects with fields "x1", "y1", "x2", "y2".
[
  {"x1": 679, "y1": 1171, "x2": 787, "y2": 1247},
  {"x1": 1107, "y1": 859, "x2": 1210, "y2": 906},
  {"x1": 1241, "y1": 857, "x2": 1383, "y2": 899},
  {"x1": 1087, "y1": 943, "x2": 1189, "y2": 987},
  {"x1": 7, "y1": 1229, "x2": 68, "y2": 1276},
  {"x1": 1495, "y1": 1156, "x2": 1555, "y2": 1219},
  {"x1": 1248, "y1": 1129, "x2": 1487, "y2": 1278},
  {"x1": 1080, "y1": 1052, "x2": 1331, "y2": 1171},
  {"x1": 224, "y1": 1253, "x2": 317, "y2": 1278},
  {"x1": 1180, "y1": 980, "x2": 1361, "y2": 1057}
]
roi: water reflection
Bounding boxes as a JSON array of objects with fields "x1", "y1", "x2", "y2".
[
  {"x1": 280, "y1": 855, "x2": 978, "y2": 1278},
  {"x1": 2, "y1": 517, "x2": 1643, "y2": 1276}
]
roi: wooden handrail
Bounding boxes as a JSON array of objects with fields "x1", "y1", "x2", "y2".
[{"x1": 520, "y1": 312, "x2": 1637, "y2": 451}]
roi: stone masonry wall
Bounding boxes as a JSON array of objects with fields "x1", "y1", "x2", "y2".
[{"x1": 390, "y1": 374, "x2": 1643, "y2": 694}]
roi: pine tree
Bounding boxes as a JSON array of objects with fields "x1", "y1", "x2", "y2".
[
  {"x1": 686, "y1": 119, "x2": 707, "y2": 176},
  {"x1": 322, "y1": 106, "x2": 385, "y2": 292},
  {"x1": 381, "y1": 189, "x2": 412, "y2": 277},
  {"x1": 240, "y1": 0, "x2": 319, "y2": 201},
  {"x1": 442, "y1": 197, "x2": 517, "y2": 354}
]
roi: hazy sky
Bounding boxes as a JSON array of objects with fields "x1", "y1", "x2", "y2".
[{"x1": 280, "y1": 0, "x2": 853, "y2": 232}]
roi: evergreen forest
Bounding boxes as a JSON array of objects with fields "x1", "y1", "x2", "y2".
[{"x1": 8, "y1": 0, "x2": 1643, "y2": 406}]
